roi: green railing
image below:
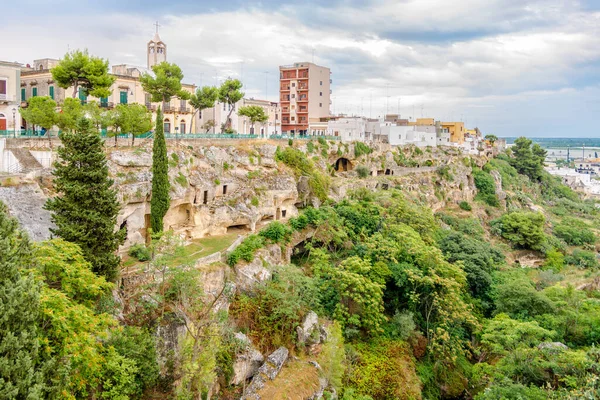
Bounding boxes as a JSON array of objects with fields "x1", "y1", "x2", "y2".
[
  {"x1": 269, "y1": 134, "x2": 341, "y2": 141},
  {"x1": 0, "y1": 130, "x2": 341, "y2": 142}
]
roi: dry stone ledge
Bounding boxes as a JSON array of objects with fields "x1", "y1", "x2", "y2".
[
  {"x1": 241, "y1": 347, "x2": 289, "y2": 400},
  {"x1": 230, "y1": 333, "x2": 264, "y2": 386}
]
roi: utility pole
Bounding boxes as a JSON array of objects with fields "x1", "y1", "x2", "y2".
[{"x1": 264, "y1": 71, "x2": 269, "y2": 100}]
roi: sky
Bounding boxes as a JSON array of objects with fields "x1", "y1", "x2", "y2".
[{"x1": 2, "y1": 0, "x2": 599, "y2": 137}]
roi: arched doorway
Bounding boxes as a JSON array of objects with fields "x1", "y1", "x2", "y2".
[
  {"x1": 333, "y1": 157, "x2": 353, "y2": 172},
  {"x1": 0, "y1": 113, "x2": 6, "y2": 131},
  {"x1": 164, "y1": 119, "x2": 171, "y2": 134},
  {"x1": 180, "y1": 121, "x2": 186, "y2": 134}
]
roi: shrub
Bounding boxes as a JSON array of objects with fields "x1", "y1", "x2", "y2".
[
  {"x1": 493, "y1": 278, "x2": 555, "y2": 318},
  {"x1": 543, "y1": 249, "x2": 565, "y2": 272},
  {"x1": 307, "y1": 141, "x2": 315, "y2": 153},
  {"x1": 275, "y1": 147, "x2": 330, "y2": 201},
  {"x1": 354, "y1": 142, "x2": 373, "y2": 157},
  {"x1": 128, "y1": 244, "x2": 151, "y2": 262},
  {"x1": 459, "y1": 201, "x2": 472, "y2": 211},
  {"x1": 227, "y1": 235, "x2": 265, "y2": 267},
  {"x1": 259, "y1": 221, "x2": 293, "y2": 244},
  {"x1": 387, "y1": 310, "x2": 416, "y2": 340},
  {"x1": 437, "y1": 165, "x2": 453, "y2": 181},
  {"x1": 214, "y1": 178, "x2": 220, "y2": 185},
  {"x1": 288, "y1": 139, "x2": 293, "y2": 146},
  {"x1": 175, "y1": 172, "x2": 187, "y2": 187},
  {"x1": 474, "y1": 169, "x2": 499, "y2": 207},
  {"x1": 223, "y1": 161, "x2": 233, "y2": 171},
  {"x1": 318, "y1": 137, "x2": 328, "y2": 147},
  {"x1": 170, "y1": 153, "x2": 179, "y2": 163},
  {"x1": 289, "y1": 214, "x2": 309, "y2": 231},
  {"x1": 553, "y1": 218, "x2": 596, "y2": 246},
  {"x1": 491, "y1": 211, "x2": 546, "y2": 250},
  {"x1": 565, "y1": 249, "x2": 599, "y2": 269},
  {"x1": 356, "y1": 165, "x2": 369, "y2": 178},
  {"x1": 250, "y1": 196, "x2": 259, "y2": 207}
]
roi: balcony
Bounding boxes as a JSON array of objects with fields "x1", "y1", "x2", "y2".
[
  {"x1": 179, "y1": 106, "x2": 191, "y2": 113},
  {"x1": 280, "y1": 85, "x2": 291, "y2": 91},
  {"x1": 100, "y1": 101, "x2": 115, "y2": 109},
  {"x1": 297, "y1": 85, "x2": 308, "y2": 90},
  {"x1": 145, "y1": 103, "x2": 156, "y2": 111}
]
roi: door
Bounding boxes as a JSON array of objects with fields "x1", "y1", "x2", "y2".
[
  {"x1": 120, "y1": 91, "x2": 128, "y2": 104},
  {"x1": 0, "y1": 118, "x2": 6, "y2": 131}
]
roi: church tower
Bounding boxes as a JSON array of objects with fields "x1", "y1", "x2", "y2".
[{"x1": 147, "y1": 22, "x2": 167, "y2": 69}]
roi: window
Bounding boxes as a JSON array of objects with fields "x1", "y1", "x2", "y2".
[
  {"x1": 223, "y1": 185, "x2": 227, "y2": 195},
  {"x1": 319, "y1": 103, "x2": 322, "y2": 107},
  {"x1": 145, "y1": 93, "x2": 151, "y2": 105},
  {"x1": 164, "y1": 119, "x2": 171, "y2": 133},
  {"x1": 32, "y1": 87, "x2": 38, "y2": 97},
  {"x1": 180, "y1": 121, "x2": 186, "y2": 134},
  {"x1": 320, "y1": 81, "x2": 323, "y2": 86},
  {"x1": 291, "y1": 94, "x2": 295, "y2": 98},
  {"x1": 100, "y1": 97, "x2": 108, "y2": 107},
  {"x1": 319, "y1": 92, "x2": 322, "y2": 96},
  {"x1": 0, "y1": 80, "x2": 6, "y2": 96},
  {"x1": 291, "y1": 116, "x2": 295, "y2": 121},
  {"x1": 119, "y1": 91, "x2": 128, "y2": 104},
  {"x1": 78, "y1": 87, "x2": 87, "y2": 104},
  {"x1": 49, "y1": 86, "x2": 54, "y2": 100},
  {"x1": 223, "y1": 103, "x2": 226, "y2": 110},
  {"x1": 21, "y1": 88, "x2": 26, "y2": 101},
  {"x1": 292, "y1": 83, "x2": 295, "y2": 87}
]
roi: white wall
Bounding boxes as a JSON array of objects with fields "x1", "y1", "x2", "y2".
[
  {"x1": 0, "y1": 139, "x2": 22, "y2": 173},
  {"x1": 327, "y1": 118, "x2": 367, "y2": 142}
]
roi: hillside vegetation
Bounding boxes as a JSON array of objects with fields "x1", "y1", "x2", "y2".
[{"x1": 2, "y1": 135, "x2": 600, "y2": 400}]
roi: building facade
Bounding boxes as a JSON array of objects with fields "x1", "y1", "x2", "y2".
[
  {"x1": 197, "y1": 98, "x2": 280, "y2": 135},
  {"x1": 441, "y1": 121, "x2": 465, "y2": 144},
  {"x1": 327, "y1": 117, "x2": 367, "y2": 143},
  {"x1": 279, "y1": 62, "x2": 331, "y2": 135},
  {"x1": 0, "y1": 61, "x2": 22, "y2": 132},
  {"x1": 19, "y1": 32, "x2": 195, "y2": 134}
]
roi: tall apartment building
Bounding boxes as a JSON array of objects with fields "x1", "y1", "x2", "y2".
[{"x1": 279, "y1": 62, "x2": 331, "y2": 135}]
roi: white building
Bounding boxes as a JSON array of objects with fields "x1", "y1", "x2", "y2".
[
  {"x1": 384, "y1": 125, "x2": 437, "y2": 147},
  {"x1": 198, "y1": 98, "x2": 280, "y2": 135},
  {"x1": 327, "y1": 117, "x2": 368, "y2": 142},
  {"x1": 0, "y1": 61, "x2": 22, "y2": 133}
]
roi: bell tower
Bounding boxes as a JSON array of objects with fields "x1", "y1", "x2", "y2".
[{"x1": 147, "y1": 21, "x2": 167, "y2": 69}]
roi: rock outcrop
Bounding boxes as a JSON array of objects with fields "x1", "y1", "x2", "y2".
[
  {"x1": 231, "y1": 333, "x2": 264, "y2": 386},
  {"x1": 241, "y1": 347, "x2": 289, "y2": 400}
]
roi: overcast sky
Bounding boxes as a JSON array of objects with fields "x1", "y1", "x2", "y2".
[{"x1": 3, "y1": 0, "x2": 599, "y2": 137}]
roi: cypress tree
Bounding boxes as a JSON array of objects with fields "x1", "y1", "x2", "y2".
[
  {"x1": 0, "y1": 202, "x2": 46, "y2": 398},
  {"x1": 45, "y1": 117, "x2": 125, "y2": 281},
  {"x1": 150, "y1": 106, "x2": 170, "y2": 233}
]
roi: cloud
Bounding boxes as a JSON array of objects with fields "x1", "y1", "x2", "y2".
[{"x1": 0, "y1": 0, "x2": 598, "y2": 137}]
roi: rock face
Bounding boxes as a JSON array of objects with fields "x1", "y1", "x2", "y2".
[
  {"x1": 538, "y1": 342, "x2": 569, "y2": 352},
  {"x1": 0, "y1": 184, "x2": 53, "y2": 241},
  {"x1": 231, "y1": 333, "x2": 264, "y2": 386},
  {"x1": 296, "y1": 311, "x2": 324, "y2": 346},
  {"x1": 241, "y1": 347, "x2": 289, "y2": 400}
]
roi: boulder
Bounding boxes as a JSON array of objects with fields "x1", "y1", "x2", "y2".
[
  {"x1": 297, "y1": 311, "x2": 322, "y2": 346},
  {"x1": 231, "y1": 333, "x2": 264, "y2": 386},
  {"x1": 241, "y1": 347, "x2": 289, "y2": 400},
  {"x1": 538, "y1": 342, "x2": 569, "y2": 352}
]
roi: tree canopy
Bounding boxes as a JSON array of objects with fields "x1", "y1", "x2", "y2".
[
  {"x1": 51, "y1": 49, "x2": 115, "y2": 99},
  {"x1": 218, "y1": 78, "x2": 244, "y2": 132},
  {"x1": 140, "y1": 62, "x2": 190, "y2": 106},
  {"x1": 238, "y1": 105, "x2": 268, "y2": 132},
  {"x1": 150, "y1": 107, "x2": 170, "y2": 233}
]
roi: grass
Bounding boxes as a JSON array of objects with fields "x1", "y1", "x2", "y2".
[
  {"x1": 121, "y1": 232, "x2": 240, "y2": 270},
  {"x1": 257, "y1": 358, "x2": 320, "y2": 400}
]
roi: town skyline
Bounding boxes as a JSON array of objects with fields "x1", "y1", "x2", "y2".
[{"x1": 2, "y1": 0, "x2": 599, "y2": 138}]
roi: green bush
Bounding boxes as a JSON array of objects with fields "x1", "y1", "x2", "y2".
[
  {"x1": 437, "y1": 165, "x2": 453, "y2": 181},
  {"x1": 565, "y1": 249, "x2": 599, "y2": 269},
  {"x1": 356, "y1": 165, "x2": 369, "y2": 178},
  {"x1": 354, "y1": 142, "x2": 373, "y2": 157},
  {"x1": 459, "y1": 201, "x2": 472, "y2": 211},
  {"x1": 128, "y1": 244, "x2": 151, "y2": 262},
  {"x1": 250, "y1": 196, "x2": 259, "y2": 207},
  {"x1": 288, "y1": 139, "x2": 293, "y2": 146},
  {"x1": 553, "y1": 218, "x2": 596, "y2": 246},
  {"x1": 474, "y1": 169, "x2": 499, "y2": 206},
  {"x1": 307, "y1": 141, "x2": 315, "y2": 153},
  {"x1": 175, "y1": 172, "x2": 187, "y2": 187},
  {"x1": 259, "y1": 221, "x2": 293, "y2": 244},
  {"x1": 275, "y1": 147, "x2": 330, "y2": 201},
  {"x1": 491, "y1": 211, "x2": 546, "y2": 250},
  {"x1": 289, "y1": 214, "x2": 309, "y2": 231},
  {"x1": 227, "y1": 235, "x2": 265, "y2": 267}
]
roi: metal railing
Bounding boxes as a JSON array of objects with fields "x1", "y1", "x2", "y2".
[{"x1": 0, "y1": 130, "x2": 340, "y2": 142}]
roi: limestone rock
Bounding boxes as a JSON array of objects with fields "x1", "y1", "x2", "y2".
[
  {"x1": 538, "y1": 342, "x2": 569, "y2": 352},
  {"x1": 241, "y1": 347, "x2": 289, "y2": 400},
  {"x1": 297, "y1": 311, "x2": 321, "y2": 346},
  {"x1": 235, "y1": 256, "x2": 272, "y2": 291},
  {"x1": 231, "y1": 333, "x2": 264, "y2": 386},
  {"x1": 110, "y1": 150, "x2": 152, "y2": 167}
]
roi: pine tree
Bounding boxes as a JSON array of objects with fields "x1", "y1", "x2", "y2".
[
  {"x1": 150, "y1": 107, "x2": 170, "y2": 233},
  {"x1": 45, "y1": 118, "x2": 125, "y2": 281},
  {"x1": 0, "y1": 202, "x2": 47, "y2": 398}
]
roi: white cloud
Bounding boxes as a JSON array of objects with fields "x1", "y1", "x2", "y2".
[{"x1": 0, "y1": 0, "x2": 598, "y2": 136}]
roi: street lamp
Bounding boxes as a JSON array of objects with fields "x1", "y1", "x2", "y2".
[{"x1": 12, "y1": 108, "x2": 16, "y2": 138}]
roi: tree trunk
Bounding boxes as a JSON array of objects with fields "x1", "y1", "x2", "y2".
[
  {"x1": 115, "y1": 132, "x2": 118, "y2": 148},
  {"x1": 225, "y1": 103, "x2": 235, "y2": 133},
  {"x1": 72, "y1": 83, "x2": 78, "y2": 98},
  {"x1": 131, "y1": 134, "x2": 135, "y2": 147}
]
